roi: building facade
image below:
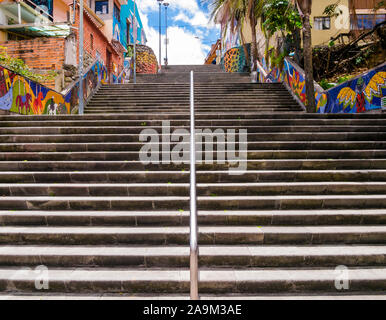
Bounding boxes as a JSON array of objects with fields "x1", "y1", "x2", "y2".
[
  {"x1": 215, "y1": 0, "x2": 386, "y2": 64},
  {"x1": 0, "y1": 0, "x2": 146, "y2": 88}
]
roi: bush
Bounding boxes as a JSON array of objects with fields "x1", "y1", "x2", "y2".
[
  {"x1": 0, "y1": 46, "x2": 57, "y2": 83},
  {"x1": 320, "y1": 79, "x2": 336, "y2": 90}
]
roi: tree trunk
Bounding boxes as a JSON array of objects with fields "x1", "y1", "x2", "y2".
[
  {"x1": 250, "y1": 17, "x2": 258, "y2": 71},
  {"x1": 240, "y1": 29, "x2": 250, "y2": 67},
  {"x1": 293, "y1": 28, "x2": 302, "y2": 64},
  {"x1": 302, "y1": 12, "x2": 316, "y2": 113}
]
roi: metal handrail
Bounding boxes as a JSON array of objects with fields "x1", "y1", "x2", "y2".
[{"x1": 189, "y1": 71, "x2": 199, "y2": 300}]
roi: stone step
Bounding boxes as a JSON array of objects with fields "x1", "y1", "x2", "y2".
[
  {"x1": 1, "y1": 159, "x2": 386, "y2": 171},
  {"x1": 2, "y1": 150, "x2": 386, "y2": 161},
  {"x1": 3, "y1": 113, "x2": 386, "y2": 120},
  {"x1": 90, "y1": 95, "x2": 294, "y2": 101},
  {"x1": 0, "y1": 225, "x2": 385, "y2": 245},
  {"x1": 0, "y1": 267, "x2": 385, "y2": 294},
  {"x1": 84, "y1": 106, "x2": 301, "y2": 111},
  {"x1": 4, "y1": 119, "x2": 386, "y2": 127},
  {"x1": 1, "y1": 293, "x2": 385, "y2": 300},
  {"x1": 85, "y1": 104, "x2": 300, "y2": 109},
  {"x1": 0, "y1": 245, "x2": 384, "y2": 268},
  {"x1": 2, "y1": 170, "x2": 385, "y2": 183},
  {"x1": 2, "y1": 140, "x2": 386, "y2": 153},
  {"x1": 91, "y1": 94, "x2": 292, "y2": 99},
  {"x1": 1, "y1": 182, "x2": 386, "y2": 197},
  {"x1": 9, "y1": 125, "x2": 386, "y2": 134},
  {"x1": 2, "y1": 126, "x2": 386, "y2": 135},
  {"x1": 2, "y1": 195, "x2": 386, "y2": 211},
  {"x1": 84, "y1": 109, "x2": 301, "y2": 114},
  {"x1": 1, "y1": 209, "x2": 385, "y2": 226}
]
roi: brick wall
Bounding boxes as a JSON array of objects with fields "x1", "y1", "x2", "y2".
[
  {"x1": 0, "y1": 37, "x2": 66, "y2": 89},
  {"x1": 73, "y1": 5, "x2": 124, "y2": 82},
  {"x1": 0, "y1": 37, "x2": 65, "y2": 71}
]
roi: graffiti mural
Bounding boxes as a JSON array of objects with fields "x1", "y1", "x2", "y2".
[
  {"x1": 0, "y1": 66, "x2": 70, "y2": 115},
  {"x1": 223, "y1": 45, "x2": 249, "y2": 73},
  {"x1": 136, "y1": 45, "x2": 157, "y2": 74},
  {"x1": 322, "y1": 68, "x2": 386, "y2": 113},
  {"x1": 274, "y1": 58, "x2": 386, "y2": 114},
  {"x1": 0, "y1": 59, "x2": 108, "y2": 115},
  {"x1": 283, "y1": 59, "x2": 307, "y2": 105}
]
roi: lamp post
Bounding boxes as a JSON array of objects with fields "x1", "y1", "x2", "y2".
[
  {"x1": 79, "y1": 0, "x2": 84, "y2": 114},
  {"x1": 163, "y1": 2, "x2": 169, "y2": 66},
  {"x1": 157, "y1": 0, "x2": 163, "y2": 71}
]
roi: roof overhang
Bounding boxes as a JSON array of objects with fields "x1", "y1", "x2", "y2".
[
  {"x1": 0, "y1": 22, "x2": 71, "y2": 37},
  {"x1": 0, "y1": 0, "x2": 52, "y2": 24}
]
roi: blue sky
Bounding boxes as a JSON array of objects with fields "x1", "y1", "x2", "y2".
[{"x1": 137, "y1": 0, "x2": 220, "y2": 64}]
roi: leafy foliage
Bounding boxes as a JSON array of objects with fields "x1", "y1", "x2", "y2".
[
  {"x1": 323, "y1": 2, "x2": 342, "y2": 18},
  {"x1": 319, "y1": 79, "x2": 335, "y2": 90},
  {"x1": 0, "y1": 46, "x2": 57, "y2": 83},
  {"x1": 262, "y1": 0, "x2": 302, "y2": 37},
  {"x1": 261, "y1": 0, "x2": 301, "y2": 71}
]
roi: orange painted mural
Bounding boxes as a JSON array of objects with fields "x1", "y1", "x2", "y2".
[{"x1": 136, "y1": 45, "x2": 158, "y2": 74}]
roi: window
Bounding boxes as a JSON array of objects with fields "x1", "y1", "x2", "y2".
[
  {"x1": 95, "y1": 0, "x2": 109, "y2": 14},
  {"x1": 126, "y1": 20, "x2": 131, "y2": 45},
  {"x1": 314, "y1": 17, "x2": 331, "y2": 30},
  {"x1": 114, "y1": 4, "x2": 120, "y2": 22},
  {"x1": 90, "y1": 34, "x2": 94, "y2": 50},
  {"x1": 352, "y1": 14, "x2": 386, "y2": 30}
]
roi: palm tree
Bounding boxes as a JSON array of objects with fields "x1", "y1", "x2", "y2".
[
  {"x1": 209, "y1": 0, "x2": 264, "y2": 71},
  {"x1": 294, "y1": 0, "x2": 316, "y2": 113}
]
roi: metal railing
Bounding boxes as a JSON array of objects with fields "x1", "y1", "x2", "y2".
[{"x1": 189, "y1": 71, "x2": 199, "y2": 300}]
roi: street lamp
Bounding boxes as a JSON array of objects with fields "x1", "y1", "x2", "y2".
[
  {"x1": 163, "y1": 2, "x2": 169, "y2": 66},
  {"x1": 157, "y1": 0, "x2": 163, "y2": 71}
]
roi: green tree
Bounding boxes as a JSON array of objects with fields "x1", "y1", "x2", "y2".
[
  {"x1": 294, "y1": 0, "x2": 316, "y2": 113},
  {"x1": 261, "y1": 0, "x2": 302, "y2": 67},
  {"x1": 209, "y1": 0, "x2": 265, "y2": 71}
]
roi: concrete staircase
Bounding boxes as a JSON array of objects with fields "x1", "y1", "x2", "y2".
[
  {"x1": 134, "y1": 64, "x2": 251, "y2": 84},
  {"x1": 0, "y1": 65, "x2": 385, "y2": 299}
]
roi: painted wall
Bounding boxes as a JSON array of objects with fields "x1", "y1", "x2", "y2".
[
  {"x1": 311, "y1": 0, "x2": 350, "y2": 46},
  {"x1": 0, "y1": 59, "x2": 108, "y2": 115},
  {"x1": 258, "y1": 57, "x2": 386, "y2": 114},
  {"x1": 222, "y1": 45, "x2": 250, "y2": 73},
  {"x1": 135, "y1": 44, "x2": 157, "y2": 74},
  {"x1": 316, "y1": 64, "x2": 386, "y2": 113},
  {"x1": 53, "y1": 0, "x2": 69, "y2": 22},
  {"x1": 113, "y1": 0, "x2": 144, "y2": 49}
]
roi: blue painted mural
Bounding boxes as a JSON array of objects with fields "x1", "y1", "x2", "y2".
[
  {"x1": 113, "y1": 0, "x2": 145, "y2": 50},
  {"x1": 258, "y1": 57, "x2": 386, "y2": 114},
  {"x1": 317, "y1": 65, "x2": 386, "y2": 113}
]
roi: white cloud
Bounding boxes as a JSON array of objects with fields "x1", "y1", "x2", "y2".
[
  {"x1": 137, "y1": 1, "x2": 213, "y2": 65},
  {"x1": 139, "y1": 0, "x2": 199, "y2": 13},
  {"x1": 174, "y1": 10, "x2": 209, "y2": 27}
]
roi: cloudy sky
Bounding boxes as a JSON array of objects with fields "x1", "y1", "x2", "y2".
[{"x1": 137, "y1": 0, "x2": 220, "y2": 65}]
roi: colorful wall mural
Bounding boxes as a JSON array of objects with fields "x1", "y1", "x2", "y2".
[
  {"x1": 259, "y1": 57, "x2": 386, "y2": 114},
  {"x1": 0, "y1": 59, "x2": 108, "y2": 115},
  {"x1": 136, "y1": 45, "x2": 157, "y2": 74},
  {"x1": 317, "y1": 66, "x2": 386, "y2": 113},
  {"x1": 113, "y1": 0, "x2": 145, "y2": 50},
  {"x1": 222, "y1": 45, "x2": 250, "y2": 73},
  {"x1": 113, "y1": 57, "x2": 132, "y2": 84},
  {"x1": 0, "y1": 65, "x2": 71, "y2": 115}
]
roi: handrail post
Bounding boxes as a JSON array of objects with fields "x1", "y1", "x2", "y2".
[{"x1": 189, "y1": 70, "x2": 199, "y2": 300}]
